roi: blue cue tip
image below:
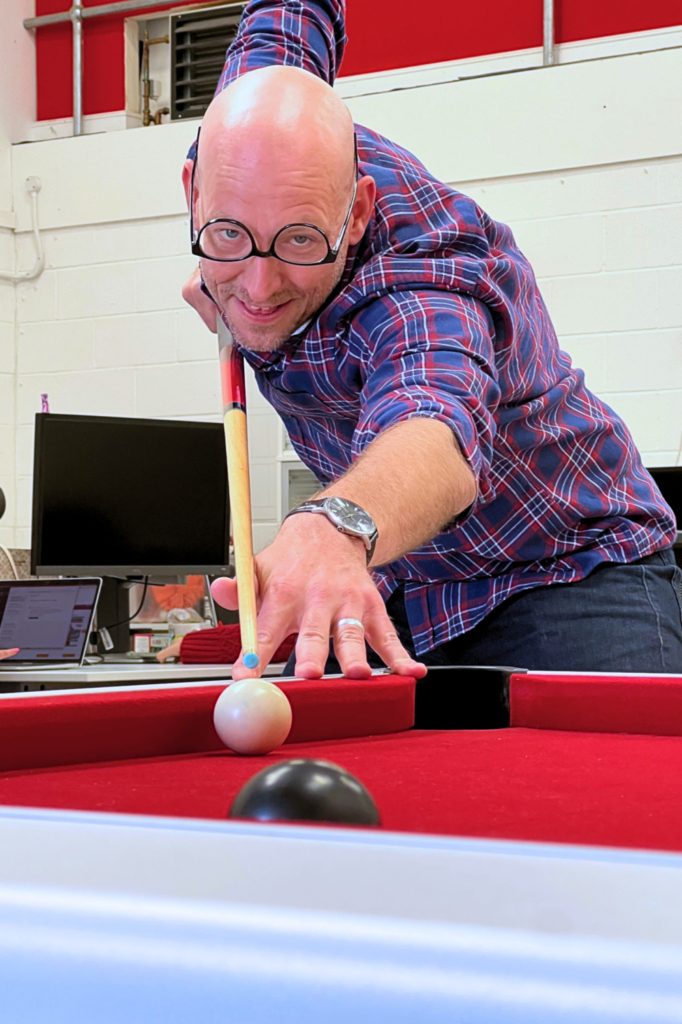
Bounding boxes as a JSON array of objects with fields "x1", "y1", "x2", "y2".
[{"x1": 243, "y1": 652, "x2": 260, "y2": 669}]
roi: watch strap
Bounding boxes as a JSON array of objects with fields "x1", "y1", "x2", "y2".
[{"x1": 284, "y1": 499, "x2": 378, "y2": 563}]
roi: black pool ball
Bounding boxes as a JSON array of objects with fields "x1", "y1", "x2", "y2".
[{"x1": 228, "y1": 758, "x2": 381, "y2": 826}]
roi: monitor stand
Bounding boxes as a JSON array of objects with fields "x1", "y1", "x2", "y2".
[{"x1": 96, "y1": 577, "x2": 133, "y2": 655}]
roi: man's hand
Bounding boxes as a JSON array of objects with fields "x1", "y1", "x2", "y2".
[
  {"x1": 210, "y1": 419, "x2": 475, "y2": 681},
  {"x1": 182, "y1": 266, "x2": 218, "y2": 332},
  {"x1": 0, "y1": 648, "x2": 19, "y2": 660},
  {"x1": 211, "y1": 515, "x2": 426, "y2": 681}
]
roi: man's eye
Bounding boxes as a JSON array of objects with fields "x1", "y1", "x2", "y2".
[
  {"x1": 221, "y1": 228, "x2": 242, "y2": 241},
  {"x1": 290, "y1": 233, "x2": 315, "y2": 247}
]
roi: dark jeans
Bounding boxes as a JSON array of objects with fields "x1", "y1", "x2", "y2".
[{"x1": 285, "y1": 550, "x2": 682, "y2": 675}]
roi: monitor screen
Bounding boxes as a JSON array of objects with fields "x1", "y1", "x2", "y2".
[
  {"x1": 31, "y1": 414, "x2": 231, "y2": 577},
  {"x1": 648, "y1": 466, "x2": 681, "y2": 523}
]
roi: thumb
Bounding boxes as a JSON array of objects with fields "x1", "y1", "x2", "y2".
[{"x1": 210, "y1": 576, "x2": 238, "y2": 610}]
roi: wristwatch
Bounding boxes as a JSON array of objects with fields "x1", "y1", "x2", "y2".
[{"x1": 284, "y1": 497, "x2": 378, "y2": 563}]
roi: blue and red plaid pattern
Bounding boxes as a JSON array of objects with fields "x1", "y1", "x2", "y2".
[{"x1": 210, "y1": 0, "x2": 676, "y2": 654}]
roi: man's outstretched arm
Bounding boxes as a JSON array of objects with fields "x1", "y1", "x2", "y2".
[{"x1": 216, "y1": 0, "x2": 347, "y2": 91}]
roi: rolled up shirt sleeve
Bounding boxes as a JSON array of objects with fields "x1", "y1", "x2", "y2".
[{"x1": 351, "y1": 290, "x2": 501, "y2": 512}]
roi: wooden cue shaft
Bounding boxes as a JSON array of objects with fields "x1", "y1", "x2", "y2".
[{"x1": 217, "y1": 319, "x2": 259, "y2": 669}]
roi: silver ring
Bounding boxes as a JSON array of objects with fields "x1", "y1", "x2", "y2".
[{"x1": 335, "y1": 617, "x2": 364, "y2": 631}]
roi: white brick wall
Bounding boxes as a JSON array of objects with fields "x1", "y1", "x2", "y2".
[
  {"x1": 0, "y1": 0, "x2": 34, "y2": 548},
  {"x1": 464, "y1": 155, "x2": 682, "y2": 466},
  {"x1": 0, "y1": 227, "x2": 15, "y2": 547},
  {"x1": 12, "y1": 212, "x2": 222, "y2": 547},
  {"x1": 5, "y1": 45, "x2": 682, "y2": 556}
]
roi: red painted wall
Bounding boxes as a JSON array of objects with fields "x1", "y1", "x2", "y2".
[
  {"x1": 36, "y1": 1, "x2": 172, "y2": 119},
  {"x1": 343, "y1": 0, "x2": 542, "y2": 76},
  {"x1": 35, "y1": 0, "x2": 682, "y2": 120}
]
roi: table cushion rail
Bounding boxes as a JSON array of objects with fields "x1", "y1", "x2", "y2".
[
  {"x1": 511, "y1": 673, "x2": 682, "y2": 735},
  {"x1": 0, "y1": 676, "x2": 415, "y2": 773}
]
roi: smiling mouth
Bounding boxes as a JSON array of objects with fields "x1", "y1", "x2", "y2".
[{"x1": 236, "y1": 298, "x2": 292, "y2": 322}]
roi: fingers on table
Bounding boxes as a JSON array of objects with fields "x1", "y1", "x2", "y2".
[
  {"x1": 328, "y1": 608, "x2": 424, "y2": 679},
  {"x1": 363, "y1": 609, "x2": 427, "y2": 678},
  {"x1": 233, "y1": 579, "x2": 426, "y2": 681},
  {"x1": 294, "y1": 599, "x2": 372, "y2": 678},
  {"x1": 251, "y1": 599, "x2": 365, "y2": 679},
  {"x1": 282, "y1": 606, "x2": 332, "y2": 678},
  {"x1": 331, "y1": 616, "x2": 372, "y2": 678}
]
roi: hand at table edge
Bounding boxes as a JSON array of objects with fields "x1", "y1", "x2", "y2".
[{"x1": 211, "y1": 521, "x2": 426, "y2": 681}]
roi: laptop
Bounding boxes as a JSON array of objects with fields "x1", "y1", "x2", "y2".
[{"x1": 0, "y1": 578, "x2": 102, "y2": 670}]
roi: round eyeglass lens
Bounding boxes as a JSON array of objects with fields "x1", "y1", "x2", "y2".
[
  {"x1": 200, "y1": 222, "x2": 253, "y2": 260},
  {"x1": 274, "y1": 225, "x2": 329, "y2": 264}
]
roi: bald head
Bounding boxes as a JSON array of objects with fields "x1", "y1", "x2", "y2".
[
  {"x1": 186, "y1": 66, "x2": 375, "y2": 353},
  {"x1": 199, "y1": 66, "x2": 356, "y2": 195}
]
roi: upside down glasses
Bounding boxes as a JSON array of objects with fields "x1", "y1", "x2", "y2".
[{"x1": 190, "y1": 130, "x2": 359, "y2": 267}]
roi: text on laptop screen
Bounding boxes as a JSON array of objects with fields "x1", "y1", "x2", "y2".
[{"x1": 0, "y1": 582, "x2": 99, "y2": 663}]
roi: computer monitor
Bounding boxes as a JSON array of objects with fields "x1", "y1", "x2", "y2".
[
  {"x1": 31, "y1": 413, "x2": 231, "y2": 577},
  {"x1": 648, "y1": 466, "x2": 681, "y2": 522}
]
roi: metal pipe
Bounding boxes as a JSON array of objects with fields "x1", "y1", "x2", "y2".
[
  {"x1": 73, "y1": 0, "x2": 84, "y2": 136},
  {"x1": 141, "y1": 28, "x2": 170, "y2": 127},
  {"x1": 543, "y1": 0, "x2": 556, "y2": 66},
  {"x1": 24, "y1": 0, "x2": 178, "y2": 31},
  {"x1": 141, "y1": 26, "x2": 152, "y2": 127},
  {"x1": 0, "y1": 179, "x2": 45, "y2": 283}
]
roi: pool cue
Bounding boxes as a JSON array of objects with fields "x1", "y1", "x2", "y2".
[{"x1": 217, "y1": 318, "x2": 260, "y2": 671}]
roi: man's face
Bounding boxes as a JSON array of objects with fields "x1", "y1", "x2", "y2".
[{"x1": 196, "y1": 159, "x2": 354, "y2": 352}]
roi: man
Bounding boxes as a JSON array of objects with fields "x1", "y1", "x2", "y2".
[{"x1": 181, "y1": 0, "x2": 682, "y2": 679}]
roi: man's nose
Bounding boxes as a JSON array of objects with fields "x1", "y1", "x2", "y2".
[{"x1": 239, "y1": 256, "x2": 286, "y2": 303}]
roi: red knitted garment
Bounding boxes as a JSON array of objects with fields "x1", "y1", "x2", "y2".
[{"x1": 180, "y1": 623, "x2": 296, "y2": 665}]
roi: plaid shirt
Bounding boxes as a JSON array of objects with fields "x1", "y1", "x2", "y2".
[{"x1": 212, "y1": 0, "x2": 676, "y2": 655}]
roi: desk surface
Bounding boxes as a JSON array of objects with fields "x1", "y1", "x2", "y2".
[{"x1": 0, "y1": 660, "x2": 283, "y2": 691}]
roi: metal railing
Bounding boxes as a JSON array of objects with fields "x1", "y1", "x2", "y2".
[
  {"x1": 24, "y1": 0, "x2": 557, "y2": 137},
  {"x1": 543, "y1": 0, "x2": 556, "y2": 66},
  {"x1": 24, "y1": 0, "x2": 196, "y2": 135}
]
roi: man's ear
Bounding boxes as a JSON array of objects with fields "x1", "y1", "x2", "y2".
[
  {"x1": 348, "y1": 174, "x2": 376, "y2": 245},
  {"x1": 182, "y1": 158, "x2": 194, "y2": 210}
]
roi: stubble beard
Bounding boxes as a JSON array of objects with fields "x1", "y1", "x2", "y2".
[
  {"x1": 222, "y1": 313, "x2": 287, "y2": 352},
  {"x1": 214, "y1": 254, "x2": 347, "y2": 353}
]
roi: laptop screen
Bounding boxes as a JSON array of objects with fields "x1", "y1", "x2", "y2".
[{"x1": 0, "y1": 579, "x2": 101, "y2": 666}]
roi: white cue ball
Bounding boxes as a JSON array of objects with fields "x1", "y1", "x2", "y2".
[{"x1": 213, "y1": 679, "x2": 293, "y2": 755}]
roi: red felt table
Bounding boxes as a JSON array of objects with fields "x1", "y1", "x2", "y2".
[{"x1": 2, "y1": 670, "x2": 682, "y2": 853}]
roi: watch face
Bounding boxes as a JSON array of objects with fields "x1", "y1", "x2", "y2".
[{"x1": 326, "y1": 497, "x2": 375, "y2": 536}]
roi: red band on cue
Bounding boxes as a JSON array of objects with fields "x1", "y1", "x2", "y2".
[{"x1": 219, "y1": 346, "x2": 246, "y2": 411}]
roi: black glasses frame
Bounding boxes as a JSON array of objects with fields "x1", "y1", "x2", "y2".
[{"x1": 189, "y1": 129, "x2": 359, "y2": 267}]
